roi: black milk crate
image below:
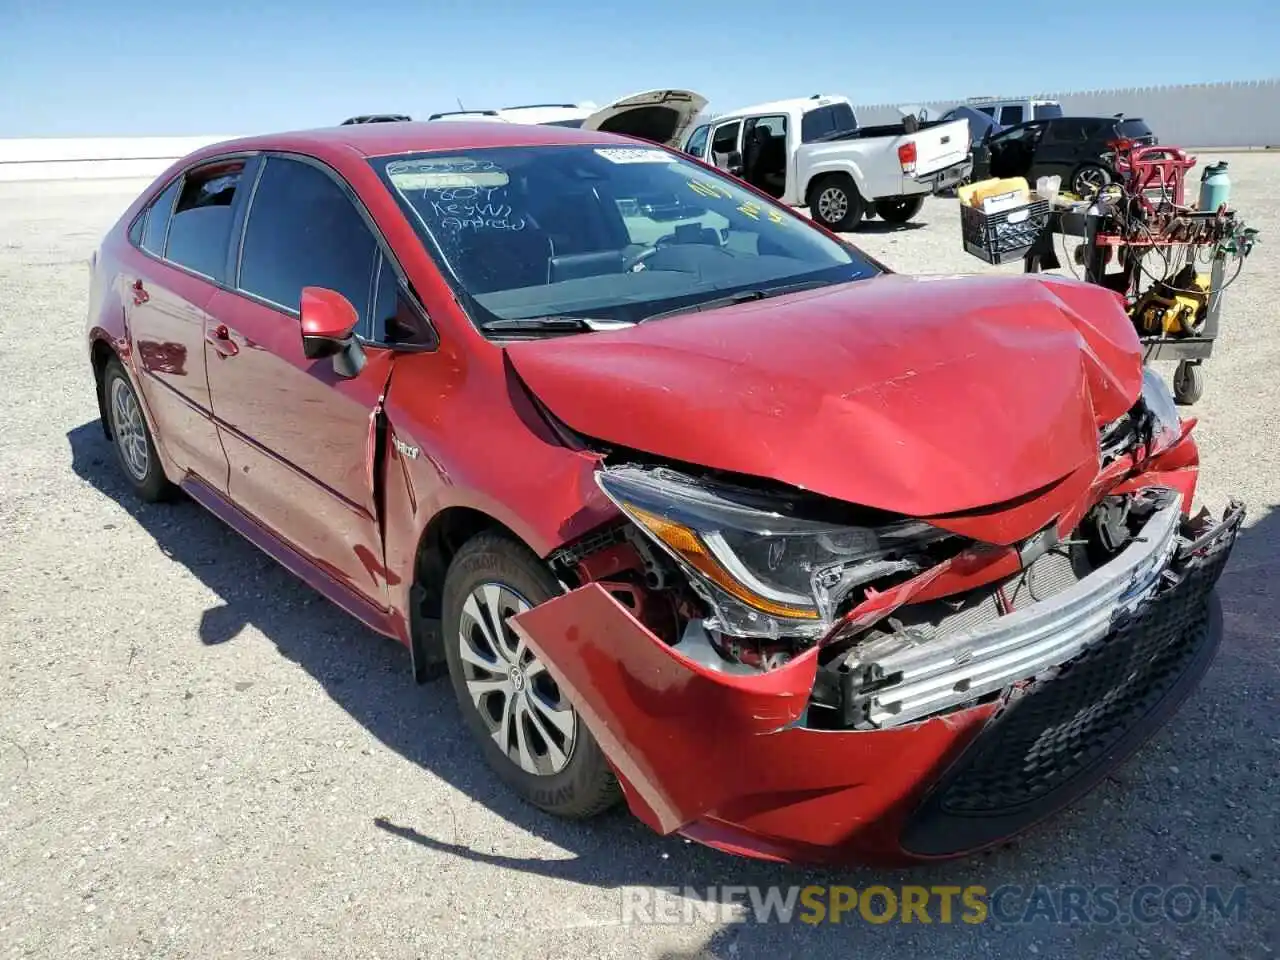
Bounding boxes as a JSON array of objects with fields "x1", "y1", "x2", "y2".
[{"x1": 962, "y1": 197, "x2": 1051, "y2": 265}]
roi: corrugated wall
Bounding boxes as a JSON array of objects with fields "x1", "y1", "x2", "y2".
[{"x1": 851, "y1": 79, "x2": 1280, "y2": 147}]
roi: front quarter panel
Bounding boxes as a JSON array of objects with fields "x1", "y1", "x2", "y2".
[
  {"x1": 508, "y1": 584, "x2": 995, "y2": 863},
  {"x1": 380, "y1": 346, "x2": 619, "y2": 627}
]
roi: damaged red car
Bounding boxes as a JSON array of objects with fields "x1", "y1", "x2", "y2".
[{"x1": 86, "y1": 118, "x2": 1243, "y2": 865}]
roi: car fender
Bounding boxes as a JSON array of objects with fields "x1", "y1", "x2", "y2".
[
  {"x1": 800, "y1": 156, "x2": 868, "y2": 205},
  {"x1": 507, "y1": 583, "x2": 996, "y2": 862}
]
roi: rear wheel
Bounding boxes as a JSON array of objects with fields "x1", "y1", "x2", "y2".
[
  {"x1": 442, "y1": 533, "x2": 621, "y2": 819},
  {"x1": 808, "y1": 174, "x2": 865, "y2": 231},
  {"x1": 1072, "y1": 163, "x2": 1111, "y2": 197},
  {"x1": 874, "y1": 196, "x2": 925, "y2": 223},
  {"x1": 103, "y1": 358, "x2": 173, "y2": 502}
]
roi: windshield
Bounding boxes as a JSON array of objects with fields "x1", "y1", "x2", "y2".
[{"x1": 371, "y1": 144, "x2": 879, "y2": 330}]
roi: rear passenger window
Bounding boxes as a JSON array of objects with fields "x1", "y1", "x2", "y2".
[
  {"x1": 237, "y1": 156, "x2": 379, "y2": 331},
  {"x1": 165, "y1": 164, "x2": 243, "y2": 281},
  {"x1": 801, "y1": 104, "x2": 857, "y2": 143},
  {"x1": 998, "y1": 105, "x2": 1023, "y2": 126},
  {"x1": 140, "y1": 178, "x2": 181, "y2": 256}
]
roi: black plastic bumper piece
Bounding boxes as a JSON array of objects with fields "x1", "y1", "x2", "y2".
[{"x1": 899, "y1": 520, "x2": 1236, "y2": 859}]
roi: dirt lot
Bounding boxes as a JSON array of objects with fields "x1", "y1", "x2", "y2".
[{"x1": 1, "y1": 155, "x2": 1276, "y2": 959}]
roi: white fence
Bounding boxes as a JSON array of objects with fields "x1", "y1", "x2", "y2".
[
  {"x1": 1, "y1": 79, "x2": 1276, "y2": 182},
  {"x1": 0, "y1": 136, "x2": 237, "y2": 183},
  {"x1": 852, "y1": 79, "x2": 1280, "y2": 148}
]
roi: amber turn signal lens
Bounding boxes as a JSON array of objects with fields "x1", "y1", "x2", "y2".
[{"x1": 627, "y1": 505, "x2": 820, "y2": 620}]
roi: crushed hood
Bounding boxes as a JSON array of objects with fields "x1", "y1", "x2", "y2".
[{"x1": 505, "y1": 273, "x2": 1143, "y2": 530}]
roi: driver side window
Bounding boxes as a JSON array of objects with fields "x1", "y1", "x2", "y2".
[{"x1": 684, "y1": 124, "x2": 710, "y2": 159}]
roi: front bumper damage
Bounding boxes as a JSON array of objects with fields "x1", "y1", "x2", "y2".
[
  {"x1": 510, "y1": 494, "x2": 1244, "y2": 864},
  {"x1": 832, "y1": 488, "x2": 1186, "y2": 729}
]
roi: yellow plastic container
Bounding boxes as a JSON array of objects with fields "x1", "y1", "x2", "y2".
[{"x1": 958, "y1": 176, "x2": 1031, "y2": 209}]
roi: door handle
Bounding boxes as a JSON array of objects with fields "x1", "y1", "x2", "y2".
[
  {"x1": 131, "y1": 278, "x2": 149, "y2": 305},
  {"x1": 205, "y1": 323, "x2": 239, "y2": 358}
]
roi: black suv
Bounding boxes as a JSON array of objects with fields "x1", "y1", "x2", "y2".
[{"x1": 971, "y1": 115, "x2": 1157, "y2": 195}]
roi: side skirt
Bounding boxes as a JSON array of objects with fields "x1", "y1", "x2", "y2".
[{"x1": 181, "y1": 474, "x2": 402, "y2": 642}]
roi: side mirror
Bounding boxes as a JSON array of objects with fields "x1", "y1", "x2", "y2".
[
  {"x1": 726, "y1": 150, "x2": 743, "y2": 175},
  {"x1": 300, "y1": 286, "x2": 365, "y2": 378}
]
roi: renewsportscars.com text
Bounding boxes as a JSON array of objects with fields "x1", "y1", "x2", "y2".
[{"x1": 620, "y1": 884, "x2": 1247, "y2": 926}]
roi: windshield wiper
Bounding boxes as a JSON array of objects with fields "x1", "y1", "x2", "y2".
[
  {"x1": 480, "y1": 316, "x2": 637, "y2": 335},
  {"x1": 641, "y1": 279, "x2": 834, "y2": 323}
]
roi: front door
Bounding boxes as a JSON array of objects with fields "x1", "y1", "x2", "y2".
[
  {"x1": 708, "y1": 119, "x2": 744, "y2": 174},
  {"x1": 203, "y1": 153, "x2": 394, "y2": 603}
]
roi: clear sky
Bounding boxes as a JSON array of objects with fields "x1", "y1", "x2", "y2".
[{"x1": 2, "y1": 0, "x2": 1276, "y2": 137}]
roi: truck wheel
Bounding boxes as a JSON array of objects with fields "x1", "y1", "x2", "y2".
[
  {"x1": 808, "y1": 175, "x2": 865, "y2": 231},
  {"x1": 874, "y1": 196, "x2": 925, "y2": 223},
  {"x1": 441, "y1": 532, "x2": 621, "y2": 819}
]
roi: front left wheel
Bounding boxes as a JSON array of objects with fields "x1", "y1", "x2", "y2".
[
  {"x1": 441, "y1": 533, "x2": 621, "y2": 819},
  {"x1": 103, "y1": 358, "x2": 174, "y2": 502}
]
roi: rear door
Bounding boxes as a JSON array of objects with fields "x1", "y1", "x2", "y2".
[
  {"x1": 203, "y1": 153, "x2": 395, "y2": 602},
  {"x1": 579, "y1": 89, "x2": 708, "y2": 147},
  {"x1": 122, "y1": 160, "x2": 247, "y2": 490},
  {"x1": 1032, "y1": 118, "x2": 1097, "y2": 181},
  {"x1": 986, "y1": 121, "x2": 1046, "y2": 179}
]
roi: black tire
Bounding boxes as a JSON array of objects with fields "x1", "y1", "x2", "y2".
[
  {"x1": 808, "y1": 174, "x2": 865, "y2": 231},
  {"x1": 102, "y1": 358, "x2": 174, "y2": 502},
  {"x1": 874, "y1": 196, "x2": 925, "y2": 223},
  {"x1": 442, "y1": 532, "x2": 621, "y2": 819},
  {"x1": 1173, "y1": 361, "x2": 1204, "y2": 406},
  {"x1": 1072, "y1": 163, "x2": 1112, "y2": 197}
]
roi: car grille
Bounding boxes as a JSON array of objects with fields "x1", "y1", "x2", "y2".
[{"x1": 899, "y1": 519, "x2": 1236, "y2": 858}]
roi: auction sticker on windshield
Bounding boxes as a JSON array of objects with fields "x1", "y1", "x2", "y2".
[
  {"x1": 385, "y1": 157, "x2": 511, "y2": 191},
  {"x1": 594, "y1": 148, "x2": 675, "y2": 164}
]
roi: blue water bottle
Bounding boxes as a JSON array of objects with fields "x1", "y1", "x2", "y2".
[{"x1": 1199, "y1": 161, "x2": 1231, "y2": 213}]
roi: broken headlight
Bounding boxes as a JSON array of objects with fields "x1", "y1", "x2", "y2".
[
  {"x1": 1139, "y1": 366, "x2": 1181, "y2": 454},
  {"x1": 596, "y1": 464, "x2": 950, "y2": 639},
  {"x1": 1100, "y1": 367, "x2": 1181, "y2": 463}
]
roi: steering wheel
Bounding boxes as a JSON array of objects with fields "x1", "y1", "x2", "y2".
[{"x1": 622, "y1": 243, "x2": 661, "y2": 272}]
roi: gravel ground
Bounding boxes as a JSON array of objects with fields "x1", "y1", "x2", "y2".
[{"x1": 1, "y1": 155, "x2": 1276, "y2": 960}]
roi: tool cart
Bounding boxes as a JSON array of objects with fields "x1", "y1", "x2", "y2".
[{"x1": 960, "y1": 148, "x2": 1258, "y2": 405}]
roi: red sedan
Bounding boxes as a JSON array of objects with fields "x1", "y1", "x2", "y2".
[{"x1": 85, "y1": 118, "x2": 1242, "y2": 864}]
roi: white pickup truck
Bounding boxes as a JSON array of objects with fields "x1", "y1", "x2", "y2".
[
  {"x1": 679, "y1": 95, "x2": 972, "y2": 230},
  {"x1": 418, "y1": 89, "x2": 969, "y2": 231}
]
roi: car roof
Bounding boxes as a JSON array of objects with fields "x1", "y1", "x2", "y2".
[
  {"x1": 713, "y1": 94, "x2": 852, "y2": 122},
  {"x1": 182, "y1": 120, "x2": 637, "y2": 165},
  {"x1": 1000, "y1": 115, "x2": 1139, "y2": 131}
]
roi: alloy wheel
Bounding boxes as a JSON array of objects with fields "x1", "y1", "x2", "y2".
[
  {"x1": 1074, "y1": 167, "x2": 1108, "y2": 195},
  {"x1": 456, "y1": 583, "x2": 577, "y2": 776},
  {"x1": 109, "y1": 377, "x2": 150, "y2": 481},
  {"x1": 817, "y1": 186, "x2": 849, "y2": 224}
]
